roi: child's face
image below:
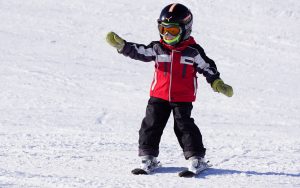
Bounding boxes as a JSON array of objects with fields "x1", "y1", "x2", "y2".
[
  {"x1": 163, "y1": 33, "x2": 176, "y2": 40},
  {"x1": 162, "y1": 33, "x2": 181, "y2": 45}
]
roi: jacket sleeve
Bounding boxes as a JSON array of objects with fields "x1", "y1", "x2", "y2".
[
  {"x1": 119, "y1": 41, "x2": 157, "y2": 62},
  {"x1": 192, "y1": 44, "x2": 220, "y2": 84}
]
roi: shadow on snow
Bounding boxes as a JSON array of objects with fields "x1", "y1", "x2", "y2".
[
  {"x1": 154, "y1": 167, "x2": 300, "y2": 178},
  {"x1": 197, "y1": 168, "x2": 300, "y2": 178}
]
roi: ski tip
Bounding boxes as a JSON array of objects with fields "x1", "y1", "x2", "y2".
[
  {"x1": 131, "y1": 168, "x2": 148, "y2": 175},
  {"x1": 178, "y1": 170, "x2": 195, "y2": 177}
]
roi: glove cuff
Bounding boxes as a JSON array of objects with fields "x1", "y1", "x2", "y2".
[{"x1": 117, "y1": 41, "x2": 125, "y2": 52}]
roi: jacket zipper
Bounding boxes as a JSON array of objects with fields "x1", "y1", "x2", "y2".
[
  {"x1": 169, "y1": 50, "x2": 174, "y2": 101},
  {"x1": 194, "y1": 77, "x2": 197, "y2": 96}
]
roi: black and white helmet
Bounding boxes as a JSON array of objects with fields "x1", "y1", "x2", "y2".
[{"x1": 157, "y1": 3, "x2": 193, "y2": 41}]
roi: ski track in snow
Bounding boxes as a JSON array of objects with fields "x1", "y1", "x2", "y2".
[{"x1": 1, "y1": 0, "x2": 300, "y2": 187}]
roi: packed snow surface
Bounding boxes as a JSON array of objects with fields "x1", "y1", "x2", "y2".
[{"x1": 0, "y1": 0, "x2": 299, "y2": 187}]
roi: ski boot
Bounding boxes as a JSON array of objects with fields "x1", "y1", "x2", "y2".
[
  {"x1": 179, "y1": 156, "x2": 212, "y2": 177},
  {"x1": 131, "y1": 155, "x2": 161, "y2": 175}
]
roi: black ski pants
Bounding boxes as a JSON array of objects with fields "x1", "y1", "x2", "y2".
[{"x1": 138, "y1": 97, "x2": 206, "y2": 159}]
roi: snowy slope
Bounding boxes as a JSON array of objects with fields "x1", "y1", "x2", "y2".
[{"x1": 0, "y1": 0, "x2": 299, "y2": 187}]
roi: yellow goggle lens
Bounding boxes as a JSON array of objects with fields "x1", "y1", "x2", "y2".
[{"x1": 158, "y1": 25, "x2": 181, "y2": 36}]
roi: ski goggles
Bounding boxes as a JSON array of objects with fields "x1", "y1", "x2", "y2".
[{"x1": 158, "y1": 23, "x2": 182, "y2": 36}]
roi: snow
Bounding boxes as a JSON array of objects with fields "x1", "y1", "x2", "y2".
[{"x1": 0, "y1": 0, "x2": 299, "y2": 187}]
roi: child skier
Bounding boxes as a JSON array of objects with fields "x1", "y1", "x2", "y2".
[{"x1": 106, "y1": 3, "x2": 233, "y2": 176}]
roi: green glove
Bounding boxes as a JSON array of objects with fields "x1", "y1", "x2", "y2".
[
  {"x1": 212, "y1": 79, "x2": 234, "y2": 97},
  {"x1": 106, "y1": 32, "x2": 125, "y2": 51}
]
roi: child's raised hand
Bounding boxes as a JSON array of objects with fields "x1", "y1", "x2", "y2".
[
  {"x1": 106, "y1": 32, "x2": 125, "y2": 51},
  {"x1": 212, "y1": 79, "x2": 234, "y2": 97}
]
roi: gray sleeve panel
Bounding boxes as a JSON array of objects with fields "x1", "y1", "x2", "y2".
[
  {"x1": 119, "y1": 41, "x2": 158, "y2": 62},
  {"x1": 189, "y1": 44, "x2": 220, "y2": 84}
]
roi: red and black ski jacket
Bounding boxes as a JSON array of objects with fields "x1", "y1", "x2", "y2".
[{"x1": 119, "y1": 37, "x2": 220, "y2": 102}]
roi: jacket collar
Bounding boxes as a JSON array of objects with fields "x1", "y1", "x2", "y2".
[{"x1": 160, "y1": 36, "x2": 196, "y2": 51}]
